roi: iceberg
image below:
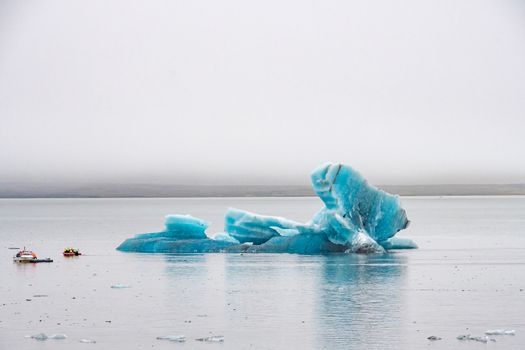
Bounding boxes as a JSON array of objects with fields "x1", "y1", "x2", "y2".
[{"x1": 117, "y1": 163, "x2": 416, "y2": 254}]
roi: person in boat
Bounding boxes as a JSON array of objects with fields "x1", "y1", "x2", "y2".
[{"x1": 63, "y1": 247, "x2": 81, "y2": 255}]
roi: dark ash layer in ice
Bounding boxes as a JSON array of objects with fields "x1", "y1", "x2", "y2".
[{"x1": 117, "y1": 163, "x2": 416, "y2": 254}]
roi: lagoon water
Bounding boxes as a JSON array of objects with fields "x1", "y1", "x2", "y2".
[{"x1": 0, "y1": 196, "x2": 524, "y2": 349}]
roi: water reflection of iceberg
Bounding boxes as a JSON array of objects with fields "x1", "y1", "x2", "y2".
[
  {"x1": 316, "y1": 254, "x2": 407, "y2": 349},
  {"x1": 156, "y1": 253, "x2": 407, "y2": 349}
]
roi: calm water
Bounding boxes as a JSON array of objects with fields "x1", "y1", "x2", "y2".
[{"x1": 0, "y1": 196, "x2": 524, "y2": 349}]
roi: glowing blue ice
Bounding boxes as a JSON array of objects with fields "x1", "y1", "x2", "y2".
[
  {"x1": 116, "y1": 214, "x2": 231, "y2": 253},
  {"x1": 224, "y1": 208, "x2": 310, "y2": 244},
  {"x1": 310, "y1": 163, "x2": 410, "y2": 250},
  {"x1": 211, "y1": 232, "x2": 240, "y2": 244},
  {"x1": 117, "y1": 163, "x2": 416, "y2": 254}
]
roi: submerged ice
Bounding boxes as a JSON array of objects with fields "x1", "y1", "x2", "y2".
[{"x1": 117, "y1": 163, "x2": 416, "y2": 254}]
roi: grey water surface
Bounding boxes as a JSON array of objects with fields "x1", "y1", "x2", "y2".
[{"x1": 0, "y1": 196, "x2": 524, "y2": 349}]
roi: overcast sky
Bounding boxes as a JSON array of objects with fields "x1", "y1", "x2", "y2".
[{"x1": 0, "y1": 0, "x2": 524, "y2": 185}]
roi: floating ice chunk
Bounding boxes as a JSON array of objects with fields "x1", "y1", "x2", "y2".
[
  {"x1": 427, "y1": 336, "x2": 441, "y2": 341},
  {"x1": 157, "y1": 335, "x2": 186, "y2": 342},
  {"x1": 457, "y1": 335, "x2": 493, "y2": 343},
  {"x1": 79, "y1": 339, "x2": 96, "y2": 343},
  {"x1": 28, "y1": 333, "x2": 67, "y2": 342},
  {"x1": 49, "y1": 334, "x2": 67, "y2": 339},
  {"x1": 195, "y1": 335, "x2": 224, "y2": 342},
  {"x1": 110, "y1": 283, "x2": 130, "y2": 289},
  {"x1": 485, "y1": 329, "x2": 515, "y2": 335},
  {"x1": 30, "y1": 333, "x2": 48, "y2": 341},
  {"x1": 212, "y1": 232, "x2": 240, "y2": 244}
]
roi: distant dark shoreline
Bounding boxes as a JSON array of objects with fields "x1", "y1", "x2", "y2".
[{"x1": 0, "y1": 183, "x2": 524, "y2": 198}]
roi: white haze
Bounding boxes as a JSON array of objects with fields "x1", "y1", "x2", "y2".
[{"x1": 0, "y1": 0, "x2": 524, "y2": 185}]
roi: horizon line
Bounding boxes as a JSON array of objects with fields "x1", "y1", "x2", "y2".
[{"x1": 1, "y1": 183, "x2": 524, "y2": 198}]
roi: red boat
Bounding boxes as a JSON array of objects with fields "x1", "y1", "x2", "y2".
[{"x1": 63, "y1": 248, "x2": 81, "y2": 256}]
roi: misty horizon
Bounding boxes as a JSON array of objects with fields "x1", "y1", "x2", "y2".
[
  {"x1": 1, "y1": 0, "x2": 524, "y2": 186},
  {"x1": 1, "y1": 176, "x2": 525, "y2": 187}
]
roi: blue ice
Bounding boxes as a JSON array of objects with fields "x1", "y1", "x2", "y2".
[
  {"x1": 309, "y1": 163, "x2": 410, "y2": 251},
  {"x1": 116, "y1": 215, "x2": 232, "y2": 253},
  {"x1": 117, "y1": 163, "x2": 416, "y2": 254}
]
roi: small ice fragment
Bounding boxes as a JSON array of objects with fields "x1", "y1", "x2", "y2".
[
  {"x1": 485, "y1": 329, "x2": 515, "y2": 335},
  {"x1": 156, "y1": 335, "x2": 186, "y2": 342},
  {"x1": 110, "y1": 284, "x2": 130, "y2": 289},
  {"x1": 31, "y1": 333, "x2": 48, "y2": 341},
  {"x1": 195, "y1": 335, "x2": 224, "y2": 342},
  {"x1": 49, "y1": 334, "x2": 67, "y2": 339},
  {"x1": 427, "y1": 336, "x2": 441, "y2": 341},
  {"x1": 79, "y1": 339, "x2": 96, "y2": 343},
  {"x1": 471, "y1": 336, "x2": 489, "y2": 343},
  {"x1": 456, "y1": 335, "x2": 489, "y2": 343}
]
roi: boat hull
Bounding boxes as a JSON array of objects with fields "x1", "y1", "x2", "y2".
[{"x1": 13, "y1": 258, "x2": 53, "y2": 263}]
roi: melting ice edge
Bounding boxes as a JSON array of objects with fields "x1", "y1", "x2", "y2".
[{"x1": 117, "y1": 163, "x2": 417, "y2": 254}]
